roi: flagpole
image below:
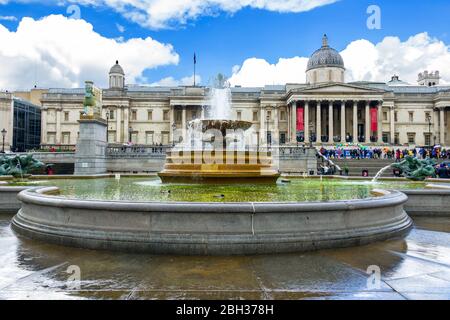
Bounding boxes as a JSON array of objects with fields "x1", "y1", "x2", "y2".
[{"x1": 194, "y1": 53, "x2": 196, "y2": 87}]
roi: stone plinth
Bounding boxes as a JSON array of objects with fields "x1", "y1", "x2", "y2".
[{"x1": 74, "y1": 118, "x2": 107, "y2": 175}]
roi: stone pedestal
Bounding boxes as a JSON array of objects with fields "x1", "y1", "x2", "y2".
[{"x1": 74, "y1": 118, "x2": 107, "y2": 175}]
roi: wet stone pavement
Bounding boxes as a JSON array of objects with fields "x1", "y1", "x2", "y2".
[{"x1": 1, "y1": 213, "x2": 450, "y2": 300}]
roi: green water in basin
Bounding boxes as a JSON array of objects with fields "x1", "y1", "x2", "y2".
[{"x1": 10, "y1": 177, "x2": 434, "y2": 203}]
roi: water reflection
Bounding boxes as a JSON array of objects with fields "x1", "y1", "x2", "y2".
[{"x1": 18, "y1": 177, "x2": 432, "y2": 203}]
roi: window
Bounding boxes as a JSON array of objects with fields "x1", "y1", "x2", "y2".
[
  {"x1": 64, "y1": 112, "x2": 69, "y2": 122},
  {"x1": 383, "y1": 112, "x2": 388, "y2": 121},
  {"x1": 407, "y1": 132, "x2": 416, "y2": 144},
  {"x1": 163, "y1": 110, "x2": 170, "y2": 121},
  {"x1": 394, "y1": 112, "x2": 398, "y2": 122},
  {"x1": 47, "y1": 132, "x2": 56, "y2": 144},
  {"x1": 147, "y1": 110, "x2": 153, "y2": 121},
  {"x1": 382, "y1": 133, "x2": 389, "y2": 143},
  {"x1": 108, "y1": 131, "x2": 116, "y2": 143},
  {"x1": 424, "y1": 133, "x2": 431, "y2": 146},
  {"x1": 131, "y1": 110, "x2": 137, "y2": 121},
  {"x1": 109, "y1": 110, "x2": 115, "y2": 120},
  {"x1": 266, "y1": 111, "x2": 272, "y2": 121},
  {"x1": 146, "y1": 131, "x2": 154, "y2": 144},
  {"x1": 253, "y1": 111, "x2": 258, "y2": 122},
  {"x1": 61, "y1": 132, "x2": 70, "y2": 144},
  {"x1": 280, "y1": 132, "x2": 286, "y2": 145},
  {"x1": 131, "y1": 132, "x2": 138, "y2": 144},
  {"x1": 237, "y1": 111, "x2": 242, "y2": 120},
  {"x1": 409, "y1": 112, "x2": 414, "y2": 123},
  {"x1": 162, "y1": 132, "x2": 170, "y2": 145},
  {"x1": 176, "y1": 110, "x2": 182, "y2": 122},
  {"x1": 394, "y1": 133, "x2": 399, "y2": 145},
  {"x1": 280, "y1": 110, "x2": 287, "y2": 121}
]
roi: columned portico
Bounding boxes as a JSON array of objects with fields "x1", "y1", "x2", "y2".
[
  {"x1": 290, "y1": 101, "x2": 297, "y2": 143},
  {"x1": 377, "y1": 101, "x2": 383, "y2": 143},
  {"x1": 365, "y1": 101, "x2": 370, "y2": 144},
  {"x1": 316, "y1": 101, "x2": 322, "y2": 143},
  {"x1": 440, "y1": 108, "x2": 446, "y2": 145},
  {"x1": 340, "y1": 101, "x2": 346, "y2": 143},
  {"x1": 328, "y1": 101, "x2": 333, "y2": 144},
  {"x1": 353, "y1": 101, "x2": 358, "y2": 143},
  {"x1": 304, "y1": 101, "x2": 310, "y2": 143}
]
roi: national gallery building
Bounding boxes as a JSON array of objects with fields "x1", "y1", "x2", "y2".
[{"x1": 21, "y1": 35, "x2": 450, "y2": 149}]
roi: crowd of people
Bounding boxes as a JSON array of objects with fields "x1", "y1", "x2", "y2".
[
  {"x1": 317, "y1": 145, "x2": 450, "y2": 179},
  {"x1": 319, "y1": 146, "x2": 450, "y2": 160}
]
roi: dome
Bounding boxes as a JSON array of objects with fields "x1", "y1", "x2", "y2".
[
  {"x1": 306, "y1": 35, "x2": 344, "y2": 71},
  {"x1": 110, "y1": 60, "x2": 124, "y2": 75}
]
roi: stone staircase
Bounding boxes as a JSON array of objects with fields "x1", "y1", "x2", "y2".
[
  {"x1": 328, "y1": 158, "x2": 445, "y2": 177},
  {"x1": 330, "y1": 159, "x2": 399, "y2": 177}
]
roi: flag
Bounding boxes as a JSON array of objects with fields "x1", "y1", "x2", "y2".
[{"x1": 194, "y1": 53, "x2": 197, "y2": 65}]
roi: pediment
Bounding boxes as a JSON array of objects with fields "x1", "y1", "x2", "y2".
[{"x1": 298, "y1": 83, "x2": 386, "y2": 94}]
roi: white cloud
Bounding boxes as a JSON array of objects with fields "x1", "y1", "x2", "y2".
[
  {"x1": 0, "y1": 16, "x2": 17, "y2": 21},
  {"x1": 150, "y1": 74, "x2": 201, "y2": 87},
  {"x1": 116, "y1": 23, "x2": 125, "y2": 33},
  {"x1": 64, "y1": 0, "x2": 338, "y2": 29},
  {"x1": 229, "y1": 32, "x2": 450, "y2": 86},
  {"x1": 0, "y1": 14, "x2": 179, "y2": 90}
]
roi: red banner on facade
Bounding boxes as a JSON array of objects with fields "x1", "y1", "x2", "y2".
[
  {"x1": 297, "y1": 107, "x2": 304, "y2": 131},
  {"x1": 370, "y1": 107, "x2": 378, "y2": 132}
]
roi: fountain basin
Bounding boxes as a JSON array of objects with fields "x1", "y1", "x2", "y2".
[{"x1": 12, "y1": 186, "x2": 412, "y2": 255}]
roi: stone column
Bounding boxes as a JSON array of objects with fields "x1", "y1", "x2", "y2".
[
  {"x1": 56, "y1": 108, "x2": 61, "y2": 144},
  {"x1": 440, "y1": 108, "x2": 445, "y2": 145},
  {"x1": 328, "y1": 101, "x2": 334, "y2": 144},
  {"x1": 169, "y1": 106, "x2": 175, "y2": 144},
  {"x1": 273, "y1": 107, "x2": 279, "y2": 145},
  {"x1": 290, "y1": 101, "x2": 297, "y2": 143},
  {"x1": 304, "y1": 101, "x2": 310, "y2": 143},
  {"x1": 182, "y1": 106, "x2": 187, "y2": 142},
  {"x1": 390, "y1": 106, "x2": 395, "y2": 144},
  {"x1": 340, "y1": 101, "x2": 346, "y2": 143},
  {"x1": 260, "y1": 107, "x2": 266, "y2": 145},
  {"x1": 41, "y1": 108, "x2": 47, "y2": 144},
  {"x1": 377, "y1": 102, "x2": 383, "y2": 144},
  {"x1": 116, "y1": 106, "x2": 121, "y2": 143},
  {"x1": 353, "y1": 101, "x2": 358, "y2": 143},
  {"x1": 316, "y1": 101, "x2": 322, "y2": 143},
  {"x1": 123, "y1": 107, "x2": 129, "y2": 143},
  {"x1": 365, "y1": 101, "x2": 371, "y2": 144}
]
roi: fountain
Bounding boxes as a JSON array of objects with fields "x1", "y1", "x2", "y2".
[
  {"x1": 0, "y1": 154, "x2": 45, "y2": 179},
  {"x1": 158, "y1": 76, "x2": 280, "y2": 184},
  {"x1": 372, "y1": 156, "x2": 437, "y2": 182}
]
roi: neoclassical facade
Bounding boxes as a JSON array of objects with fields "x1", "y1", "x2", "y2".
[{"x1": 38, "y1": 35, "x2": 449, "y2": 148}]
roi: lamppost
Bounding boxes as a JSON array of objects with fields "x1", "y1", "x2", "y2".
[
  {"x1": 1, "y1": 129, "x2": 6, "y2": 153},
  {"x1": 128, "y1": 126, "x2": 133, "y2": 144},
  {"x1": 426, "y1": 114, "x2": 432, "y2": 147},
  {"x1": 172, "y1": 122, "x2": 177, "y2": 147},
  {"x1": 309, "y1": 121, "x2": 314, "y2": 148},
  {"x1": 106, "y1": 110, "x2": 110, "y2": 143},
  {"x1": 266, "y1": 114, "x2": 271, "y2": 147}
]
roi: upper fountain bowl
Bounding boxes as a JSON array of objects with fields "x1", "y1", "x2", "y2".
[{"x1": 190, "y1": 119, "x2": 253, "y2": 134}]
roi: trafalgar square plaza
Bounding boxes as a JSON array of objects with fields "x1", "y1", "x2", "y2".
[{"x1": 0, "y1": 0, "x2": 450, "y2": 306}]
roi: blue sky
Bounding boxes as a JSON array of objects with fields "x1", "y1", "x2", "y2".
[{"x1": 1, "y1": 0, "x2": 450, "y2": 89}]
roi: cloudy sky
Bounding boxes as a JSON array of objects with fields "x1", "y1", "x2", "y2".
[{"x1": 0, "y1": 0, "x2": 450, "y2": 90}]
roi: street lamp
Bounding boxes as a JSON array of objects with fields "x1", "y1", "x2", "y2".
[
  {"x1": 106, "y1": 110, "x2": 110, "y2": 142},
  {"x1": 309, "y1": 121, "x2": 314, "y2": 148},
  {"x1": 1, "y1": 129, "x2": 6, "y2": 153},
  {"x1": 172, "y1": 122, "x2": 177, "y2": 146},
  {"x1": 128, "y1": 126, "x2": 133, "y2": 144},
  {"x1": 266, "y1": 114, "x2": 271, "y2": 147},
  {"x1": 426, "y1": 114, "x2": 432, "y2": 147}
]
